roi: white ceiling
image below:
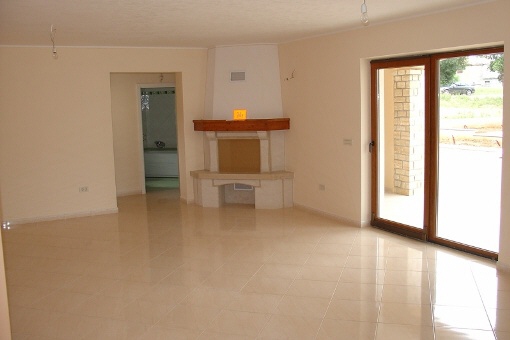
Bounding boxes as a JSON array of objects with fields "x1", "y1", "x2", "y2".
[{"x1": 0, "y1": 0, "x2": 494, "y2": 48}]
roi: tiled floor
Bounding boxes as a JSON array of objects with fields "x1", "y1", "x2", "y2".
[{"x1": 2, "y1": 189, "x2": 510, "y2": 339}]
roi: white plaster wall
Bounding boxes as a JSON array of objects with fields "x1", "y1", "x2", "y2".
[
  {"x1": 205, "y1": 45, "x2": 283, "y2": 119},
  {"x1": 279, "y1": 1, "x2": 510, "y2": 264},
  {"x1": 0, "y1": 47, "x2": 207, "y2": 222}
]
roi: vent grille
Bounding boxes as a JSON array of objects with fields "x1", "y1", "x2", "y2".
[
  {"x1": 234, "y1": 183, "x2": 253, "y2": 191},
  {"x1": 230, "y1": 71, "x2": 246, "y2": 81}
]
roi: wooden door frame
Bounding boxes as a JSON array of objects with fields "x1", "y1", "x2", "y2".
[
  {"x1": 370, "y1": 47, "x2": 503, "y2": 260},
  {"x1": 370, "y1": 56, "x2": 431, "y2": 241}
]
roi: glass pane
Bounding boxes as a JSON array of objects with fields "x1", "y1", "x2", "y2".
[
  {"x1": 377, "y1": 66, "x2": 425, "y2": 228},
  {"x1": 437, "y1": 53, "x2": 503, "y2": 252}
]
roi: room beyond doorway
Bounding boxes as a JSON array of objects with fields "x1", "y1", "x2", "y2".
[{"x1": 139, "y1": 84, "x2": 180, "y2": 193}]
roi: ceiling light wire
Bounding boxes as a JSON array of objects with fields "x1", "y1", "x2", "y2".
[
  {"x1": 50, "y1": 24, "x2": 58, "y2": 59},
  {"x1": 361, "y1": 0, "x2": 369, "y2": 26}
]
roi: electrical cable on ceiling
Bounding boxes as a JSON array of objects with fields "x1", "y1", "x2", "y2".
[
  {"x1": 361, "y1": 0, "x2": 369, "y2": 26},
  {"x1": 50, "y1": 24, "x2": 58, "y2": 59}
]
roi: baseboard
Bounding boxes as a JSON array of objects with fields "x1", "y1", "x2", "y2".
[
  {"x1": 6, "y1": 207, "x2": 119, "y2": 225},
  {"x1": 181, "y1": 196, "x2": 194, "y2": 204},
  {"x1": 293, "y1": 203, "x2": 362, "y2": 228},
  {"x1": 116, "y1": 189, "x2": 143, "y2": 197}
]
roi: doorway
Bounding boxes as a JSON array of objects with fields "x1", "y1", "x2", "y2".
[
  {"x1": 371, "y1": 47, "x2": 503, "y2": 259},
  {"x1": 138, "y1": 85, "x2": 180, "y2": 192}
]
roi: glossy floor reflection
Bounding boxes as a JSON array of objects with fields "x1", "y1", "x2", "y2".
[{"x1": 2, "y1": 189, "x2": 510, "y2": 339}]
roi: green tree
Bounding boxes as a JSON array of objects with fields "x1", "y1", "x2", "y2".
[
  {"x1": 486, "y1": 53, "x2": 504, "y2": 82},
  {"x1": 439, "y1": 57, "x2": 468, "y2": 86}
]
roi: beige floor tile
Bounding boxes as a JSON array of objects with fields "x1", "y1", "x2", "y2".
[
  {"x1": 137, "y1": 325, "x2": 199, "y2": 340},
  {"x1": 123, "y1": 264, "x2": 177, "y2": 284},
  {"x1": 434, "y1": 305, "x2": 492, "y2": 330},
  {"x1": 349, "y1": 244, "x2": 387, "y2": 257},
  {"x1": 340, "y1": 268, "x2": 385, "y2": 285},
  {"x1": 159, "y1": 268, "x2": 210, "y2": 287},
  {"x1": 318, "y1": 231, "x2": 359, "y2": 244},
  {"x1": 258, "y1": 314, "x2": 322, "y2": 340},
  {"x1": 205, "y1": 309, "x2": 271, "y2": 336},
  {"x1": 214, "y1": 261, "x2": 263, "y2": 277},
  {"x1": 375, "y1": 323, "x2": 434, "y2": 340},
  {"x1": 286, "y1": 279, "x2": 337, "y2": 298},
  {"x1": 72, "y1": 294, "x2": 127, "y2": 318},
  {"x1": 314, "y1": 243, "x2": 352, "y2": 255},
  {"x1": 141, "y1": 283, "x2": 193, "y2": 306},
  {"x1": 306, "y1": 253, "x2": 348, "y2": 267},
  {"x1": 298, "y1": 265, "x2": 343, "y2": 282},
  {"x1": 383, "y1": 269, "x2": 429, "y2": 287},
  {"x1": 158, "y1": 303, "x2": 222, "y2": 331},
  {"x1": 276, "y1": 295, "x2": 330, "y2": 318},
  {"x1": 435, "y1": 327, "x2": 496, "y2": 340},
  {"x1": 8, "y1": 306, "x2": 61, "y2": 338},
  {"x1": 6, "y1": 285, "x2": 55, "y2": 308},
  {"x1": 431, "y1": 286, "x2": 484, "y2": 307},
  {"x1": 98, "y1": 279, "x2": 153, "y2": 305},
  {"x1": 381, "y1": 285, "x2": 430, "y2": 304},
  {"x1": 385, "y1": 245, "x2": 427, "y2": 259},
  {"x1": 120, "y1": 297, "x2": 175, "y2": 326},
  {"x1": 197, "y1": 330, "x2": 254, "y2": 339},
  {"x1": 345, "y1": 255, "x2": 387, "y2": 270},
  {"x1": 257, "y1": 263, "x2": 303, "y2": 279},
  {"x1": 201, "y1": 272, "x2": 252, "y2": 292},
  {"x1": 378, "y1": 302, "x2": 433, "y2": 326},
  {"x1": 227, "y1": 292, "x2": 283, "y2": 313},
  {"x1": 242, "y1": 276, "x2": 293, "y2": 295},
  {"x1": 4, "y1": 190, "x2": 510, "y2": 339},
  {"x1": 316, "y1": 319, "x2": 377, "y2": 340},
  {"x1": 181, "y1": 287, "x2": 240, "y2": 309},
  {"x1": 83, "y1": 318, "x2": 150, "y2": 340},
  {"x1": 325, "y1": 299, "x2": 380, "y2": 322},
  {"x1": 267, "y1": 251, "x2": 310, "y2": 265},
  {"x1": 53, "y1": 313, "x2": 106, "y2": 339},
  {"x1": 333, "y1": 282, "x2": 383, "y2": 302},
  {"x1": 273, "y1": 242, "x2": 317, "y2": 254},
  {"x1": 30, "y1": 290, "x2": 93, "y2": 313},
  {"x1": 385, "y1": 257, "x2": 427, "y2": 271}
]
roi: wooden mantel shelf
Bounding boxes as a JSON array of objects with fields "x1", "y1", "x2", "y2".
[{"x1": 193, "y1": 118, "x2": 290, "y2": 132}]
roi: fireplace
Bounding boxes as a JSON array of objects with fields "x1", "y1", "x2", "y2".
[
  {"x1": 191, "y1": 119, "x2": 293, "y2": 209},
  {"x1": 218, "y1": 139, "x2": 260, "y2": 173}
]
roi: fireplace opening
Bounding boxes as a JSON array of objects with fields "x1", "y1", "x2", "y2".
[
  {"x1": 221, "y1": 183, "x2": 255, "y2": 206},
  {"x1": 218, "y1": 139, "x2": 260, "y2": 173}
]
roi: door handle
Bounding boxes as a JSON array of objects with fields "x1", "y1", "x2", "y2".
[{"x1": 369, "y1": 141, "x2": 375, "y2": 153}]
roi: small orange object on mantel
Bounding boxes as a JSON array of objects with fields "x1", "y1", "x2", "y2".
[{"x1": 193, "y1": 118, "x2": 290, "y2": 132}]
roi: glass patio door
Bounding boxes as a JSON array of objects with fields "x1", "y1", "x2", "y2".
[
  {"x1": 371, "y1": 48, "x2": 502, "y2": 259},
  {"x1": 430, "y1": 49, "x2": 503, "y2": 257},
  {"x1": 370, "y1": 57, "x2": 430, "y2": 240}
]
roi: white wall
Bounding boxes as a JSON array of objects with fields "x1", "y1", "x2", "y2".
[
  {"x1": 279, "y1": 0, "x2": 510, "y2": 264},
  {"x1": 0, "y1": 47, "x2": 207, "y2": 222},
  {"x1": 205, "y1": 45, "x2": 283, "y2": 119}
]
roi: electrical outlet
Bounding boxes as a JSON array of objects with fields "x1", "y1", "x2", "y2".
[
  {"x1": 319, "y1": 184, "x2": 326, "y2": 191},
  {"x1": 79, "y1": 186, "x2": 88, "y2": 193}
]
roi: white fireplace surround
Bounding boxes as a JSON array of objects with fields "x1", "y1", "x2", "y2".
[{"x1": 191, "y1": 129, "x2": 293, "y2": 209}]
